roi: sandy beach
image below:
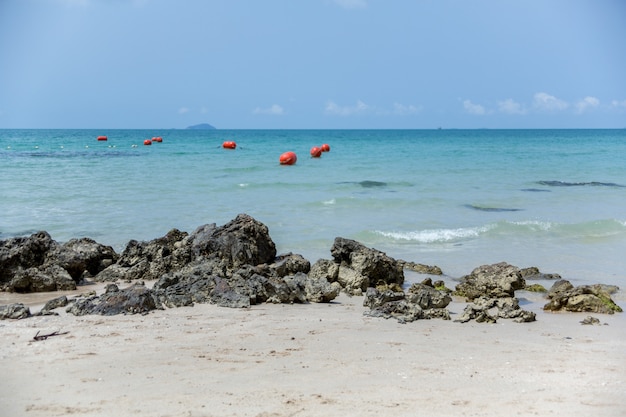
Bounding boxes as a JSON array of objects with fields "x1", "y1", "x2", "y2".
[{"x1": 1, "y1": 281, "x2": 625, "y2": 417}]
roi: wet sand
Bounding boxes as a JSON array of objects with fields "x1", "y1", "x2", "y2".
[{"x1": 1, "y1": 285, "x2": 625, "y2": 417}]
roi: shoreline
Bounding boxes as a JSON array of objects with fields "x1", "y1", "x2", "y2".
[{"x1": 2, "y1": 282, "x2": 626, "y2": 417}]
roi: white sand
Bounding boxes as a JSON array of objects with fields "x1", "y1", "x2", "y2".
[{"x1": 1, "y1": 285, "x2": 625, "y2": 417}]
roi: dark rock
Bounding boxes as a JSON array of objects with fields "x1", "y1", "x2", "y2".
[
  {"x1": 96, "y1": 229, "x2": 190, "y2": 282},
  {"x1": 580, "y1": 316, "x2": 601, "y2": 325},
  {"x1": 363, "y1": 287, "x2": 451, "y2": 323},
  {"x1": 210, "y1": 277, "x2": 251, "y2": 308},
  {"x1": 9, "y1": 265, "x2": 75, "y2": 293},
  {"x1": 66, "y1": 283, "x2": 160, "y2": 316},
  {"x1": 0, "y1": 231, "x2": 55, "y2": 285},
  {"x1": 544, "y1": 281, "x2": 623, "y2": 314},
  {"x1": 270, "y1": 253, "x2": 311, "y2": 277},
  {"x1": 39, "y1": 295, "x2": 69, "y2": 315},
  {"x1": 455, "y1": 262, "x2": 525, "y2": 301},
  {"x1": 330, "y1": 237, "x2": 404, "y2": 295},
  {"x1": 189, "y1": 214, "x2": 276, "y2": 270},
  {"x1": 519, "y1": 266, "x2": 562, "y2": 281},
  {"x1": 0, "y1": 303, "x2": 31, "y2": 320},
  {"x1": 399, "y1": 260, "x2": 443, "y2": 275},
  {"x1": 47, "y1": 238, "x2": 118, "y2": 282},
  {"x1": 406, "y1": 283, "x2": 452, "y2": 309}
]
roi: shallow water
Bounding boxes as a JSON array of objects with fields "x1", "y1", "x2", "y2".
[{"x1": 2, "y1": 128, "x2": 625, "y2": 287}]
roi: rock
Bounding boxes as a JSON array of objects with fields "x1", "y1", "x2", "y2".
[
  {"x1": 9, "y1": 265, "x2": 76, "y2": 293},
  {"x1": 455, "y1": 296, "x2": 536, "y2": 323},
  {"x1": 66, "y1": 283, "x2": 161, "y2": 316},
  {"x1": 270, "y1": 253, "x2": 311, "y2": 277},
  {"x1": 580, "y1": 316, "x2": 601, "y2": 325},
  {"x1": 96, "y1": 229, "x2": 190, "y2": 282},
  {"x1": 330, "y1": 237, "x2": 404, "y2": 295},
  {"x1": 544, "y1": 281, "x2": 622, "y2": 314},
  {"x1": 46, "y1": 237, "x2": 118, "y2": 282},
  {"x1": 210, "y1": 277, "x2": 251, "y2": 308},
  {"x1": 406, "y1": 283, "x2": 452, "y2": 309},
  {"x1": 547, "y1": 279, "x2": 574, "y2": 298},
  {"x1": 363, "y1": 287, "x2": 451, "y2": 323},
  {"x1": 309, "y1": 259, "x2": 339, "y2": 283},
  {"x1": 189, "y1": 214, "x2": 277, "y2": 270},
  {"x1": 519, "y1": 266, "x2": 562, "y2": 280},
  {"x1": 524, "y1": 283, "x2": 547, "y2": 292},
  {"x1": 0, "y1": 231, "x2": 55, "y2": 285},
  {"x1": 455, "y1": 262, "x2": 525, "y2": 301},
  {"x1": 39, "y1": 295, "x2": 69, "y2": 315},
  {"x1": 151, "y1": 262, "x2": 218, "y2": 307},
  {"x1": 399, "y1": 260, "x2": 443, "y2": 275},
  {"x1": 0, "y1": 303, "x2": 31, "y2": 320}
]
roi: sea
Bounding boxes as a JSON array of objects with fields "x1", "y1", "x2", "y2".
[{"x1": 1, "y1": 129, "x2": 626, "y2": 294}]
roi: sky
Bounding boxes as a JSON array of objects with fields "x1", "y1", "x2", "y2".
[{"x1": 1, "y1": 0, "x2": 625, "y2": 129}]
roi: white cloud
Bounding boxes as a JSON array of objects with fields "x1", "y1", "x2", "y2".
[
  {"x1": 178, "y1": 107, "x2": 190, "y2": 114},
  {"x1": 333, "y1": 0, "x2": 367, "y2": 9},
  {"x1": 533, "y1": 92, "x2": 569, "y2": 112},
  {"x1": 325, "y1": 100, "x2": 370, "y2": 116},
  {"x1": 575, "y1": 96, "x2": 600, "y2": 114},
  {"x1": 393, "y1": 102, "x2": 422, "y2": 115},
  {"x1": 463, "y1": 100, "x2": 487, "y2": 115},
  {"x1": 611, "y1": 100, "x2": 626, "y2": 110},
  {"x1": 498, "y1": 98, "x2": 527, "y2": 115},
  {"x1": 252, "y1": 104, "x2": 284, "y2": 115}
]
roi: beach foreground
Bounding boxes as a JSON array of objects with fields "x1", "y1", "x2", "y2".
[{"x1": 1, "y1": 287, "x2": 625, "y2": 417}]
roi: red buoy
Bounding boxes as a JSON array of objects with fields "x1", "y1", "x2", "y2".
[
  {"x1": 310, "y1": 146, "x2": 322, "y2": 158},
  {"x1": 143, "y1": 139, "x2": 152, "y2": 146},
  {"x1": 153, "y1": 137, "x2": 163, "y2": 143},
  {"x1": 279, "y1": 151, "x2": 297, "y2": 165},
  {"x1": 321, "y1": 143, "x2": 330, "y2": 152},
  {"x1": 222, "y1": 141, "x2": 237, "y2": 149},
  {"x1": 97, "y1": 135, "x2": 107, "y2": 141}
]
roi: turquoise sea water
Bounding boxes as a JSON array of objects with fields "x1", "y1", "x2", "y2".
[{"x1": 1, "y1": 129, "x2": 626, "y2": 289}]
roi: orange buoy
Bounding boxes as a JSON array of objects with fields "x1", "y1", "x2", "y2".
[
  {"x1": 279, "y1": 151, "x2": 297, "y2": 165},
  {"x1": 143, "y1": 139, "x2": 152, "y2": 146},
  {"x1": 222, "y1": 141, "x2": 237, "y2": 149},
  {"x1": 153, "y1": 136, "x2": 163, "y2": 143},
  {"x1": 310, "y1": 146, "x2": 322, "y2": 158},
  {"x1": 97, "y1": 135, "x2": 108, "y2": 141},
  {"x1": 321, "y1": 143, "x2": 330, "y2": 152}
]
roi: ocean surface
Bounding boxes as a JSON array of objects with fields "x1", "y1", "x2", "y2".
[{"x1": 2, "y1": 129, "x2": 626, "y2": 291}]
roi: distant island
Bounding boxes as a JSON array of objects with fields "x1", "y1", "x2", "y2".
[{"x1": 186, "y1": 123, "x2": 216, "y2": 130}]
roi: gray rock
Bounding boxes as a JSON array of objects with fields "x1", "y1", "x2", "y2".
[
  {"x1": 330, "y1": 237, "x2": 404, "y2": 295},
  {"x1": 454, "y1": 296, "x2": 536, "y2": 323},
  {"x1": 519, "y1": 266, "x2": 562, "y2": 280},
  {"x1": 46, "y1": 237, "x2": 118, "y2": 282},
  {"x1": 544, "y1": 281, "x2": 622, "y2": 314},
  {"x1": 406, "y1": 283, "x2": 452, "y2": 309},
  {"x1": 39, "y1": 295, "x2": 69, "y2": 315},
  {"x1": 399, "y1": 260, "x2": 443, "y2": 275},
  {"x1": 455, "y1": 262, "x2": 526, "y2": 301},
  {"x1": 0, "y1": 303, "x2": 31, "y2": 320},
  {"x1": 67, "y1": 283, "x2": 161, "y2": 316}
]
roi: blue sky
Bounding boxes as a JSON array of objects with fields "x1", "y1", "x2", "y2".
[{"x1": 1, "y1": 0, "x2": 625, "y2": 129}]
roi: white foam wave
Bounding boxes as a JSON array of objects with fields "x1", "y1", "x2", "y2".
[
  {"x1": 509, "y1": 220, "x2": 554, "y2": 231},
  {"x1": 376, "y1": 225, "x2": 492, "y2": 243},
  {"x1": 322, "y1": 198, "x2": 336, "y2": 205}
]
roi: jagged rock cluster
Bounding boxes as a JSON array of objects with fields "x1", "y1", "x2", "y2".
[{"x1": 0, "y1": 214, "x2": 622, "y2": 322}]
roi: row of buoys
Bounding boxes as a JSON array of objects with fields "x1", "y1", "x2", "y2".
[
  {"x1": 222, "y1": 141, "x2": 237, "y2": 149},
  {"x1": 310, "y1": 143, "x2": 330, "y2": 158},
  {"x1": 279, "y1": 143, "x2": 330, "y2": 165},
  {"x1": 97, "y1": 135, "x2": 163, "y2": 145}
]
